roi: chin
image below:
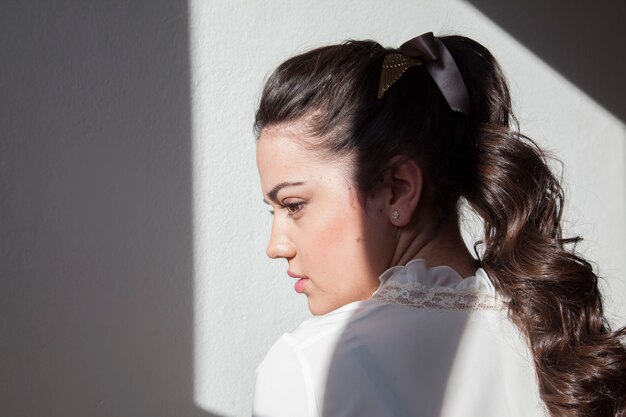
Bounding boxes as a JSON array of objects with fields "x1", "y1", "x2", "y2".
[{"x1": 307, "y1": 299, "x2": 334, "y2": 316}]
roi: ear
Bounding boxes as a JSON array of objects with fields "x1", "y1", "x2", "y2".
[{"x1": 384, "y1": 155, "x2": 423, "y2": 227}]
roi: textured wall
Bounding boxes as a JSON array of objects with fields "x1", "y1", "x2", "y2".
[
  {"x1": 0, "y1": 1, "x2": 216, "y2": 416},
  {"x1": 190, "y1": 1, "x2": 625, "y2": 416},
  {"x1": 1, "y1": 1, "x2": 624, "y2": 417}
]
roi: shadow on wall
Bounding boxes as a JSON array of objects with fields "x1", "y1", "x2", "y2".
[
  {"x1": 0, "y1": 1, "x2": 222, "y2": 416},
  {"x1": 466, "y1": 0, "x2": 626, "y2": 122}
]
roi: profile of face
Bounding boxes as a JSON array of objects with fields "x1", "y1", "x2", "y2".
[{"x1": 256, "y1": 125, "x2": 399, "y2": 315}]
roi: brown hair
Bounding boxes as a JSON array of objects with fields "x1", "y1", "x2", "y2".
[{"x1": 254, "y1": 36, "x2": 626, "y2": 417}]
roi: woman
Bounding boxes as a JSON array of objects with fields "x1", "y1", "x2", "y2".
[{"x1": 252, "y1": 32, "x2": 626, "y2": 417}]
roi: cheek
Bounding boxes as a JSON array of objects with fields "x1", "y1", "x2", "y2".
[
  {"x1": 315, "y1": 197, "x2": 364, "y2": 246},
  {"x1": 302, "y1": 199, "x2": 370, "y2": 275}
]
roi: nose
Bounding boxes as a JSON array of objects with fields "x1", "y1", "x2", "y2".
[{"x1": 266, "y1": 220, "x2": 296, "y2": 259}]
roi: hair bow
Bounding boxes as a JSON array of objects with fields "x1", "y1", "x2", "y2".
[{"x1": 378, "y1": 32, "x2": 470, "y2": 115}]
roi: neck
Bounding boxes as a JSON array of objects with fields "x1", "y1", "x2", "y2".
[{"x1": 391, "y1": 214, "x2": 477, "y2": 278}]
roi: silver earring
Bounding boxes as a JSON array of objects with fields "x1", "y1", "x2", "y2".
[{"x1": 391, "y1": 210, "x2": 400, "y2": 220}]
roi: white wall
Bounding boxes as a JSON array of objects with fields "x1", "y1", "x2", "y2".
[
  {"x1": 1, "y1": 1, "x2": 624, "y2": 417},
  {"x1": 190, "y1": 1, "x2": 625, "y2": 416}
]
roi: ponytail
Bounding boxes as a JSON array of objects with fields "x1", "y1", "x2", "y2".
[{"x1": 445, "y1": 36, "x2": 626, "y2": 417}]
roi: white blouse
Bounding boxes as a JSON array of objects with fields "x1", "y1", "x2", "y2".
[{"x1": 252, "y1": 260, "x2": 548, "y2": 417}]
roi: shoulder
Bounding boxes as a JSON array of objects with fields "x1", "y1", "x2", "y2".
[
  {"x1": 275, "y1": 298, "x2": 511, "y2": 367},
  {"x1": 253, "y1": 300, "x2": 373, "y2": 417},
  {"x1": 253, "y1": 332, "x2": 318, "y2": 417},
  {"x1": 254, "y1": 300, "x2": 547, "y2": 417}
]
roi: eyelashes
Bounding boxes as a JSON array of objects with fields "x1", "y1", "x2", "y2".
[
  {"x1": 268, "y1": 201, "x2": 305, "y2": 217},
  {"x1": 284, "y1": 201, "x2": 304, "y2": 215}
]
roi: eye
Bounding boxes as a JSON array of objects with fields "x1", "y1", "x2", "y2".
[
  {"x1": 284, "y1": 201, "x2": 304, "y2": 214},
  {"x1": 279, "y1": 199, "x2": 305, "y2": 217}
]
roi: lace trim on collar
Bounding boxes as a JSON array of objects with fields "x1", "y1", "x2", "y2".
[
  {"x1": 372, "y1": 281, "x2": 501, "y2": 310},
  {"x1": 371, "y1": 260, "x2": 503, "y2": 311}
]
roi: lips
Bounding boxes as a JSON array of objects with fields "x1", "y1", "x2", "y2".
[
  {"x1": 288, "y1": 270, "x2": 310, "y2": 293},
  {"x1": 294, "y1": 278, "x2": 309, "y2": 293},
  {"x1": 287, "y1": 270, "x2": 306, "y2": 279}
]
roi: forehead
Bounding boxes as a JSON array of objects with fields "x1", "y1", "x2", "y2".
[
  {"x1": 256, "y1": 126, "x2": 309, "y2": 163},
  {"x1": 256, "y1": 126, "x2": 352, "y2": 184}
]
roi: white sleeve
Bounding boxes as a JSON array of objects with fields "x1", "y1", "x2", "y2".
[{"x1": 252, "y1": 334, "x2": 319, "y2": 417}]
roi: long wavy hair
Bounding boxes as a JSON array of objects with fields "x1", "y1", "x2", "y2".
[{"x1": 254, "y1": 35, "x2": 626, "y2": 417}]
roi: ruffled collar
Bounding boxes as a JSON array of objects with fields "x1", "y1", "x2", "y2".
[{"x1": 372, "y1": 259, "x2": 501, "y2": 310}]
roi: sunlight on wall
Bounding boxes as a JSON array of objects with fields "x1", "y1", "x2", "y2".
[{"x1": 188, "y1": 1, "x2": 625, "y2": 415}]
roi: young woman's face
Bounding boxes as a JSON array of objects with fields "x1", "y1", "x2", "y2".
[{"x1": 257, "y1": 126, "x2": 395, "y2": 315}]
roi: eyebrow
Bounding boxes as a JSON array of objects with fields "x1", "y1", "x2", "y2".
[{"x1": 264, "y1": 181, "x2": 305, "y2": 204}]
